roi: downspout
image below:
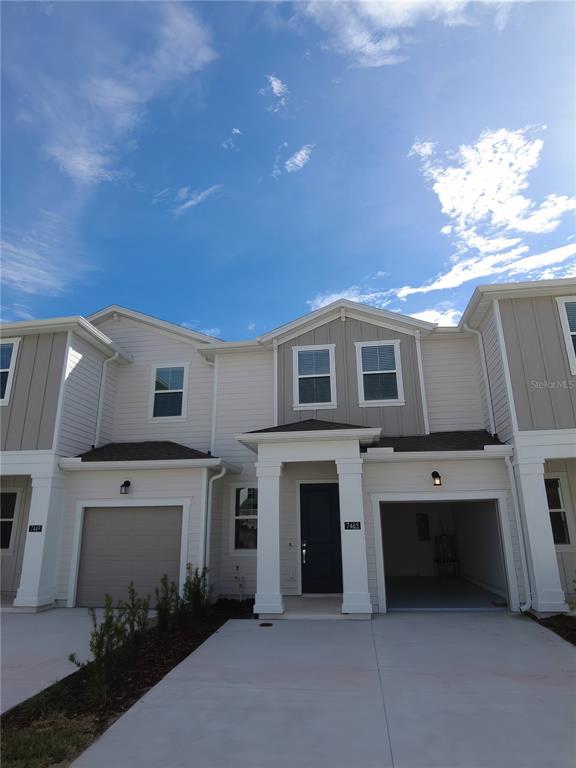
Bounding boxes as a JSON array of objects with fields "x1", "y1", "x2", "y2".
[
  {"x1": 464, "y1": 323, "x2": 496, "y2": 436},
  {"x1": 505, "y1": 456, "x2": 532, "y2": 613},
  {"x1": 203, "y1": 465, "x2": 227, "y2": 576},
  {"x1": 94, "y1": 352, "x2": 120, "y2": 448}
]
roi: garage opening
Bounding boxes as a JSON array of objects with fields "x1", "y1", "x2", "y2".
[
  {"x1": 76, "y1": 506, "x2": 182, "y2": 607},
  {"x1": 380, "y1": 500, "x2": 509, "y2": 611}
]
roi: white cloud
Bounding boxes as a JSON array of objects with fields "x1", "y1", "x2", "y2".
[
  {"x1": 410, "y1": 307, "x2": 462, "y2": 325},
  {"x1": 232, "y1": 128, "x2": 242, "y2": 135},
  {"x1": 199, "y1": 327, "x2": 221, "y2": 337},
  {"x1": 1, "y1": 239, "x2": 69, "y2": 295},
  {"x1": 24, "y1": 4, "x2": 215, "y2": 186},
  {"x1": 182, "y1": 321, "x2": 221, "y2": 337},
  {"x1": 259, "y1": 74, "x2": 289, "y2": 112},
  {"x1": 248, "y1": 322, "x2": 256, "y2": 331},
  {"x1": 174, "y1": 184, "x2": 222, "y2": 215},
  {"x1": 307, "y1": 286, "x2": 393, "y2": 310},
  {"x1": 285, "y1": 144, "x2": 315, "y2": 173},
  {"x1": 301, "y1": 2, "x2": 508, "y2": 68}
]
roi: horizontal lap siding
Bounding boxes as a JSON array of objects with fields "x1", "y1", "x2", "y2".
[
  {"x1": 58, "y1": 468, "x2": 206, "y2": 602},
  {"x1": 421, "y1": 335, "x2": 487, "y2": 432},
  {"x1": 362, "y1": 459, "x2": 525, "y2": 610},
  {"x1": 480, "y1": 305, "x2": 513, "y2": 442},
  {"x1": 1, "y1": 333, "x2": 67, "y2": 451},
  {"x1": 95, "y1": 318, "x2": 213, "y2": 452},
  {"x1": 58, "y1": 334, "x2": 106, "y2": 456},
  {"x1": 99, "y1": 361, "x2": 118, "y2": 445}
]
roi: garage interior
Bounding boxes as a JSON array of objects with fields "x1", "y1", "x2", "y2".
[{"x1": 380, "y1": 501, "x2": 509, "y2": 611}]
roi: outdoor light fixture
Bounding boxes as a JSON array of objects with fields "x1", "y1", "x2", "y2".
[
  {"x1": 120, "y1": 480, "x2": 131, "y2": 495},
  {"x1": 431, "y1": 471, "x2": 442, "y2": 487}
]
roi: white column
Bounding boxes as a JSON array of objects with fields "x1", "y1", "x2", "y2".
[
  {"x1": 514, "y1": 460, "x2": 568, "y2": 613},
  {"x1": 254, "y1": 462, "x2": 284, "y2": 615},
  {"x1": 336, "y1": 458, "x2": 372, "y2": 614},
  {"x1": 14, "y1": 472, "x2": 65, "y2": 608}
]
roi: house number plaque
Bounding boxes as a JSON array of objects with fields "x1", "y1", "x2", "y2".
[
  {"x1": 29, "y1": 525, "x2": 43, "y2": 533},
  {"x1": 344, "y1": 521, "x2": 361, "y2": 530}
]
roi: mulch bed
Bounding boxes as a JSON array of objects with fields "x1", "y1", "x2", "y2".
[
  {"x1": 532, "y1": 613, "x2": 576, "y2": 646},
  {"x1": 1, "y1": 599, "x2": 254, "y2": 768}
]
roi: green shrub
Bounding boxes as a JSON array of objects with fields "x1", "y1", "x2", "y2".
[
  {"x1": 155, "y1": 574, "x2": 179, "y2": 633},
  {"x1": 119, "y1": 582, "x2": 150, "y2": 647},
  {"x1": 182, "y1": 564, "x2": 210, "y2": 625}
]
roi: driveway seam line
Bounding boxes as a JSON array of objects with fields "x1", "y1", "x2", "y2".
[{"x1": 370, "y1": 621, "x2": 396, "y2": 768}]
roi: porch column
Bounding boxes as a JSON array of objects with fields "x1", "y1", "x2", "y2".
[
  {"x1": 336, "y1": 458, "x2": 372, "y2": 614},
  {"x1": 514, "y1": 460, "x2": 567, "y2": 613},
  {"x1": 254, "y1": 462, "x2": 284, "y2": 614},
  {"x1": 14, "y1": 472, "x2": 65, "y2": 609}
]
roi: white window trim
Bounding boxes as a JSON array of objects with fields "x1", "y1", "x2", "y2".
[
  {"x1": 292, "y1": 344, "x2": 337, "y2": 410},
  {"x1": 0, "y1": 338, "x2": 21, "y2": 406},
  {"x1": 229, "y1": 483, "x2": 258, "y2": 554},
  {"x1": 355, "y1": 339, "x2": 405, "y2": 407},
  {"x1": 545, "y1": 472, "x2": 576, "y2": 552},
  {"x1": 556, "y1": 296, "x2": 576, "y2": 375},
  {"x1": 0, "y1": 487, "x2": 23, "y2": 555},
  {"x1": 148, "y1": 362, "x2": 189, "y2": 422}
]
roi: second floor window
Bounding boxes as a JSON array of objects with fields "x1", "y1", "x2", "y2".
[
  {"x1": 0, "y1": 338, "x2": 20, "y2": 405},
  {"x1": 557, "y1": 297, "x2": 576, "y2": 375},
  {"x1": 152, "y1": 366, "x2": 185, "y2": 418},
  {"x1": 293, "y1": 345, "x2": 336, "y2": 408},
  {"x1": 355, "y1": 340, "x2": 404, "y2": 405}
]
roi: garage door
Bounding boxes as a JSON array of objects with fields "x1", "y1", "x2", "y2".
[{"x1": 76, "y1": 506, "x2": 182, "y2": 607}]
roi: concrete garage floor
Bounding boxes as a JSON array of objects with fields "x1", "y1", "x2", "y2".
[
  {"x1": 73, "y1": 613, "x2": 576, "y2": 768},
  {"x1": 385, "y1": 576, "x2": 507, "y2": 611},
  {"x1": 1, "y1": 608, "x2": 93, "y2": 713}
]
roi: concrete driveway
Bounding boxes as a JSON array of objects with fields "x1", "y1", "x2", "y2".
[
  {"x1": 1, "y1": 608, "x2": 93, "y2": 713},
  {"x1": 72, "y1": 612, "x2": 576, "y2": 768}
]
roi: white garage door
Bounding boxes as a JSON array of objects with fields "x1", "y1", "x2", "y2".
[{"x1": 76, "y1": 506, "x2": 182, "y2": 607}]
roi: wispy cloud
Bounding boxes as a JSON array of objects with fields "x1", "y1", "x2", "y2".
[
  {"x1": 410, "y1": 306, "x2": 462, "y2": 325},
  {"x1": 308, "y1": 286, "x2": 393, "y2": 311},
  {"x1": 181, "y1": 321, "x2": 221, "y2": 338},
  {"x1": 259, "y1": 73, "x2": 289, "y2": 112},
  {"x1": 221, "y1": 127, "x2": 243, "y2": 151},
  {"x1": 174, "y1": 184, "x2": 222, "y2": 215},
  {"x1": 285, "y1": 144, "x2": 315, "y2": 173},
  {"x1": 301, "y1": 1, "x2": 510, "y2": 68}
]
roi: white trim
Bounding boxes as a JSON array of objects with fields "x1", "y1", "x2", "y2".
[
  {"x1": 67, "y1": 497, "x2": 192, "y2": 607},
  {"x1": 59, "y1": 458, "x2": 224, "y2": 471},
  {"x1": 292, "y1": 344, "x2": 337, "y2": 410},
  {"x1": 148, "y1": 362, "x2": 189, "y2": 422},
  {"x1": 273, "y1": 341, "x2": 278, "y2": 426},
  {"x1": 555, "y1": 296, "x2": 576, "y2": 375},
  {"x1": 52, "y1": 331, "x2": 72, "y2": 451},
  {"x1": 492, "y1": 299, "x2": 519, "y2": 435},
  {"x1": 210, "y1": 355, "x2": 219, "y2": 454},
  {"x1": 0, "y1": 486, "x2": 23, "y2": 555},
  {"x1": 88, "y1": 305, "x2": 221, "y2": 344},
  {"x1": 414, "y1": 331, "x2": 430, "y2": 434},
  {"x1": 237, "y1": 428, "x2": 381, "y2": 448},
  {"x1": 364, "y1": 446, "x2": 513, "y2": 461},
  {"x1": 544, "y1": 471, "x2": 576, "y2": 551},
  {"x1": 229, "y1": 483, "x2": 258, "y2": 555},
  {"x1": 94, "y1": 350, "x2": 120, "y2": 448},
  {"x1": 464, "y1": 322, "x2": 496, "y2": 435},
  {"x1": 354, "y1": 339, "x2": 405, "y2": 407},
  {"x1": 0, "y1": 337, "x2": 20, "y2": 406},
  {"x1": 371, "y1": 490, "x2": 520, "y2": 613}
]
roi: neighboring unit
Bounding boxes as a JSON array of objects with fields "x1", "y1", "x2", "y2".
[{"x1": 1, "y1": 280, "x2": 575, "y2": 617}]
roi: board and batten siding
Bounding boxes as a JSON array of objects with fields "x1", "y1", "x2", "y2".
[
  {"x1": 421, "y1": 334, "x2": 488, "y2": 432},
  {"x1": 277, "y1": 317, "x2": 426, "y2": 434},
  {"x1": 499, "y1": 297, "x2": 576, "y2": 431},
  {"x1": 1, "y1": 333, "x2": 67, "y2": 451},
  {"x1": 212, "y1": 350, "x2": 274, "y2": 464},
  {"x1": 58, "y1": 334, "x2": 107, "y2": 457},
  {"x1": 479, "y1": 304, "x2": 514, "y2": 442},
  {"x1": 94, "y1": 317, "x2": 213, "y2": 452}
]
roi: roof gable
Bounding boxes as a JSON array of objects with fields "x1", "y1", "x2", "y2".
[{"x1": 88, "y1": 305, "x2": 223, "y2": 345}]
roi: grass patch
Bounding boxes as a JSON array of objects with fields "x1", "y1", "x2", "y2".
[{"x1": 2, "y1": 714, "x2": 95, "y2": 768}]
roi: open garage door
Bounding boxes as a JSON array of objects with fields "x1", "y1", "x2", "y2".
[
  {"x1": 76, "y1": 506, "x2": 182, "y2": 607},
  {"x1": 380, "y1": 500, "x2": 509, "y2": 611}
]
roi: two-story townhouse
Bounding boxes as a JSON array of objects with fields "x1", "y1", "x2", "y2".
[{"x1": 1, "y1": 278, "x2": 575, "y2": 617}]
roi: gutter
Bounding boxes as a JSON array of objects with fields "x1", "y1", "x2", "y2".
[
  {"x1": 94, "y1": 352, "x2": 120, "y2": 448},
  {"x1": 505, "y1": 456, "x2": 532, "y2": 613},
  {"x1": 203, "y1": 465, "x2": 228, "y2": 574},
  {"x1": 59, "y1": 457, "x2": 225, "y2": 471},
  {"x1": 463, "y1": 323, "x2": 496, "y2": 436}
]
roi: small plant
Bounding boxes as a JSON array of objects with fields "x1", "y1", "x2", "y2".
[
  {"x1": 155, "y1": 574, "x2": 179, "y2": 633},
  {"x1": 179, "y1": 564, "x2": 210, "y2": 629},
  {"x1": 119, "y1": 582, "x2": 150, "y2": 647}
]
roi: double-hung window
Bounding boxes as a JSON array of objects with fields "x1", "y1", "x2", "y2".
[
  {"x1": 355, "y1": 340, "x2": 404, "y2": 405},
  {"x1": 151, "y1": 365, "x2": 186, "y2": 418},
  {"x1": 0, "y1": 338, "x2": 20, "y2": 405},
  {"x1": 0, "y1": 491, "x2": 18, "y2": 550},
  {"x1": 545, "y1": 477, "x2": 571, "y2": 546},
  {"x1": 293, "y1": 345, "x2": 336, "y2": 408},
  {"x1": 556, "y1": 297, "x2": 576, "y2": 375},
  {"x1": 234, "y1": 488, "x2": 258, "y2": 550}
]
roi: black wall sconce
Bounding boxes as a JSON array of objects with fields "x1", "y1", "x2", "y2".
[
  {"x1": 120, "y1": 480, "x2": 131, "y2": 495},
  {"x1": 431, "y1": 471, "x2": 442, "y2": 487}
]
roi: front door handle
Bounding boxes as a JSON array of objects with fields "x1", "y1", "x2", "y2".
[{"x1": 302, "y1": 541, "x2": 307, "y2": 565}]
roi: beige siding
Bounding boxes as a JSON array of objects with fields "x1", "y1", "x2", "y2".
[
  {"x1": 212, "y1": 350, "x2": 274, "y2": 464},
  {"x1": 95, "y1": 316, "x2": 213, "y2": 452},
  {"x1": 57, "y1": 467, "x2": 206, "y2": 602},
  {"x1": 277, "y1": 317, "x2": 425, "y2": 434},
  {"x1": 480, "y1": 304, "x2": 514, "y2": 442},
  {"x1": 500, "y1": 297, "x2": 576, "y2": 431},
  {"x1": 421, "y1": 334, "x2": 487, "y2": 432},
  {"x1": 362, "y1": 458, "x2": 524, "y2": 611},
  {"x1": 58, "y1": 334, "x2": 107, "y2": 457},
  {"x1": 1, "y1": 333, "x2": 67, "y2": 451}
]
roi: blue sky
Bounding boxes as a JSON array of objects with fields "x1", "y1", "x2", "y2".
[{"x1": 2, "y1": 1, "x2": 575, "y2": 338}]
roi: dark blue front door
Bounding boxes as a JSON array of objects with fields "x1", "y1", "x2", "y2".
[{"x1": 300, "y1": 484, "x2": 343, "y2": 594}]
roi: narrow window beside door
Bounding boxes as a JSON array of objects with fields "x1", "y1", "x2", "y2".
[
  {"x1": 0, "y1": 492, "x2": 17, "y2": 550},
  {"x1": 545, "y1": 478, "x2": 570, "y2": 545},
  {"x1": 152, "y1": 366, "x2": 186, "y2": 418},
  {"x1": 234, "y1": 488, "x2": 258, "y2": 550}
]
